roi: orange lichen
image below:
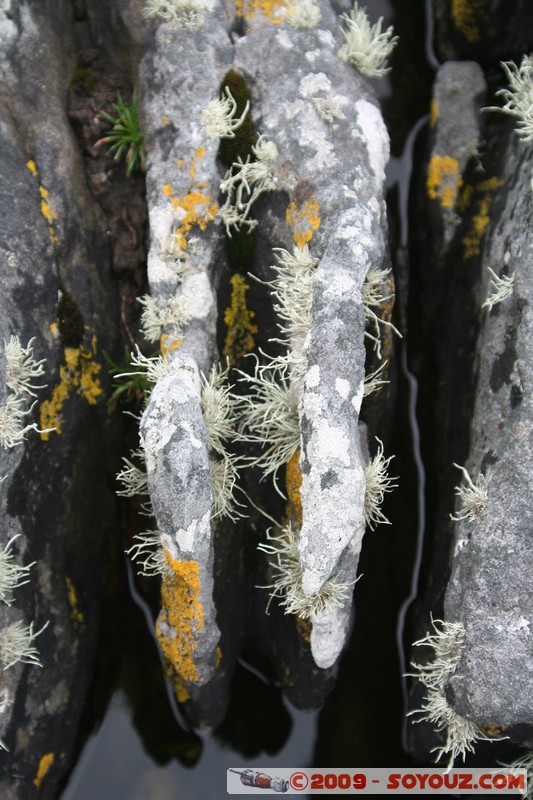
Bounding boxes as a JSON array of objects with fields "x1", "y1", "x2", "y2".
[
  {"x1": 160, "y1": 334, "x2": 183, "y2": 358},
  {"x1": 286, "y1": 197, "x2": 321, "y2": 247},
  {"x1": 235, "y1": 0, "x2": 288, "y2": 24},
  {"x1": 451, "y1": 0, "x2": 482, "y2": 43},
  {"x1": 39, "y1": 335, "x2": 102, "y2": 440},
  {"x1": 430, "y1": 98, "x2": 440, "y2": 128},
  {"x1": 162, "y1": 184, "x2": 173, "y2": 196},
  {"x1": 286, "y1": 449, "x2": 302, "y2": 528},
  {"x1": 169, "y1": 190, "x2": 218, "y2": 249},
  {"x1": 427, "y1": 154, "x2": 462, "y2": 209},
  {"x1": 479, "y1": 722, "x2": 508, "y2": 738},
  {"x1": 223, "y1": 273, "x2": 258, "y2": 365},
  {"x1": 33, "y1": 753, "x2": 55, "y2": 790},
  {"x1": 156, "y1": 553, "x2": 204, "y2": 701},
  {"x1": 461, "y1": 177, "x2": 502, "y2": 259},
  {"x1": 65, "y1": 577, "x2": 85, "y2": 626}
]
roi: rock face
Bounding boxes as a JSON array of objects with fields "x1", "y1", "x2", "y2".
[
  {"x1": 0, "y1": 1, "x2": 121, "y2": 796},
  {"x1": 444, "y1": 129, "x2": 533, "y2": 727},
  {"x1": 406, "y1": 57, "x2": 533, "y2": 763},
  {"x1": 106, "y1": 0, "x2": 396, "y2": 724}
]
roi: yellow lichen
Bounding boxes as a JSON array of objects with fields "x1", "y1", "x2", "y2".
[
  {"x1": 65, "y1": 577, "x2": 85, "y2": 626},
  {"x1": 286, "y1": 448, "x2": 302, "y2": 528},
  {"x1": 162, "y1": 184, "x2": 173, "y2": 196},
  {"x1": 223, "y1": 274, "x2": 258, "y2": 365},
  {"x1": 427, "y1": 154, "x2": 463, "y2": 209},
  {"x1": 451, "y1": 0, "x2": 482, "y2": 43},
  {"x1": 160, "y1": 334, "x2": 183, "y2": 358},
  {"x1": 235, "y1": 0, "x2": 288, "y2": 24},
  {"x1": 163, "y1": 115, "x2": 170, "y2": 125},
  {"x1": 33, "y1": 753, "x2": 55, "y2": 790},
  {"x1": 169, "y1": 190, "x2": 218, "y2": 249},
  {"x1": 286, "y1": 197, "x2": 321, "y2": 247},
  {"x1": 215, "y1": 645, "x2": 223, "y2": 668},
  {"x1": 39, "y1": 336, "x2": 103, "y2": 440},
  {"x1": 295, "y1": 615, "x2": 311, "y2": 644},
  {"x1": 462, "y1": 176, "x2": 502, "y2": 259},
  {"x1": 480, "y1": 722, "x2": 508, "y2": 738},
  {"x1": 430, "y1": 98, "x2": 440, "y2": 128},
  {"x1": 26, "y1": 164, "x2": 59, "y2": 244},
  {"x1": 156, "y1": 554, "x2": 204, "y2": 701}
]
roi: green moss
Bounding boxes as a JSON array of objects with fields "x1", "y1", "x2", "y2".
[
  {"x1": 69, "y1": 64, "x2": 96, "y2": 91},
  {"x1": 57, "y1": 290, "x2": 85, "y2": 348},
  {"x1": 217, "y1": 70, "x2": 255, "y2": 167}
]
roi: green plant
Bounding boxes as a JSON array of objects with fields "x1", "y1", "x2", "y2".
[
  {"x1": 104, "y1": 347, "x2": 158, "y2": 408},
  {"x1": 98, "y1": 92, "x2": 146, "y2": 177}
]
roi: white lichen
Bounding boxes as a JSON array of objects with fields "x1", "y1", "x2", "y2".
[
  {"x1": 364, "y1": 437, "x2": 397, "y2": 529},
  {"x1": 116, "y1": 347, "x2": 169, "y2": 387},
  {"x1": 126, "y1": 530, "x2": 168, "y2": 578},
  {"x1": 218, "y1": 135, "x2": 278, "y2": 235},
  {"x1": 144, "y1": 0, "x2": 206, "y2": 29},
  {"x1": 363, "y1": 360, "x2": 389, "y2": 397},
  {"x1": 268, "y1": 245, "x2": 318, "y2": 345},
  {"x1": 313, "y1": 95, "x2": 346, "y2": 123},
  {"x1": 1, "y1": 336, "x2": 51, "y2": 448},
  {"x1": 116, "y1": 449, "x2": 149, "y2": 498},
  {"x1": 408, "y1": 617, "x2": 505, "y2": 768},
  {"x1": 237, "y1": 358, "x2": 300, "y2": 487},
  {"x1": 138, "y1": 293, "x2": 191, "y2": 343},
  {"x1": 450, "y1": 463, "x2": 491, "y2": 523},
  {"x1": 408, "y1": 618, "x2": 467, "y2": 690},
  {"x1": 410, "y1": 685, "x2": 497, "y2": 769},
  {"x1": 285, "y1": 0, "x2": 321, "y2": 28},
  {"x1": 501, "y1": 753, "x2": 533, "y2": 800},
  {"x1": 0, "y1": 620, "x2": 48, "y2": 670},
  {"x1": 0, "y1": 395, "x2": 41, "y2": 449},
  {"x1": 200, "y1": 362, "x2": 243, "y2": 520},
  {"x1": 208, "y1": 452, "x2": 243, "y2": 521},
  {"x1": 363, "y1": 267, "x2": 402, "y2": 359},
  {"x1": 338, "y1": 2, "x2": 398, "y2": 78},
  {"x1": 201, "y1": 87, "x2": 250, "y2": 141},
  {"x1": 483, "y1": 267, "x2": 514, "y2": 311},
  {"x1": 486, "y1": 56, "x2": 533, "y2": 142},
  {"x1": 258, "y1": 524, "x2": 354, "y2": 619},
  {"x1": 200, "y1": 361, "x2": 239, "y2": 455},
  {"x1": 159, "y1": 232, "x2": 194, "y2": 282},
  {"x1": 4, "y1": 337, "x2": 46, "y2": 397},
  {"x1": 0, "y1": 535, "x2": 35, "y2": 606}
]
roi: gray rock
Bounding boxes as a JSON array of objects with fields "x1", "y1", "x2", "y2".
[
  {"x1": 426, "y1": 61, "x2": 485, "y2": 248},
  {"x1": 235, "y1": 0, "x2": 392, "y2": 670},
  {"x1": 444, "y1": 131, "x2": 533, "y2": 729},
  {"x1": 0, "y1": 1, "x2": 121, "y2": 795}
]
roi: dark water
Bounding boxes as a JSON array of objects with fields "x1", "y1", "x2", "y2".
[{"x1": 59, "y1": 1, "x2": 437, "y2": 796}]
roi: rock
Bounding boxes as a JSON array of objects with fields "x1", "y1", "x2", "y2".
[
  {"x1": 443, "y1": 129, "x2": 533, "y2": 731},
  {"x1": 426, "y1": 61, "x2": 485, "y2": 249},
  {"x1": 406, "y1": 59, "x2": 533, "y2": 763},
  {"x1": 432, "y1": 0, "x2": 533, "y2": 64},
  {"x1": 0, "y1": 1, "x2": 122, "y2": 796},
  {"x1": 234, "y1": 0, "x2": 393, "y2": 672}
]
